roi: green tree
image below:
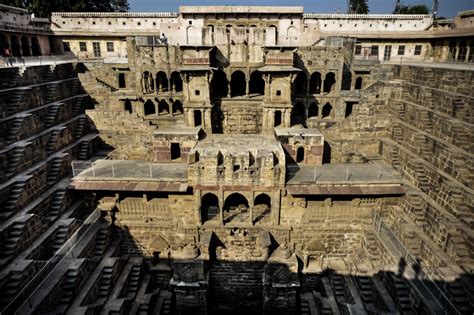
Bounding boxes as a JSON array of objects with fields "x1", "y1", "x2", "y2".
[
  {"x1": 0, "y1": 0, "x2": 27, "y2": 8},
  {"x1": 1, "y1": 0, "x2": 129, "y2": 18},
  {"x1": 393, "y1": 4, "x2": 429, "y2": 14},
  {"x1": 347, "y1": 0, "x2": 369, "y2": 14}
]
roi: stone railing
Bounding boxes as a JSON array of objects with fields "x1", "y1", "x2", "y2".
[
  {"x1": 52, "y1": 11, "x2": 178, "y2": 18},
  {"x1": 303, "y1": 13, "x2": 431, "y2": 19}
]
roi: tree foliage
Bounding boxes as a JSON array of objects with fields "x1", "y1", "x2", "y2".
[
  {"x1": 393, "y1": 4, "x2": 429, "y2": 14},
  {"x1": 347, "y1": 0, "x2": 369, "y2": 14},
  {"x1": 0, "y1": 0, "x2": 129, "y2": 17}
]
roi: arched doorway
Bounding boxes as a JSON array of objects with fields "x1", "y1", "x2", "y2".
[
  {"x1": 296, "y1": 147, "x2": 305, "y2": 163},
  {"x1": 274, "y1": 110, "x2": 282, "y2": 127},
  {"x1": 142, "y1": 71, "x2": 154, "y2": 93},
  {"x1": 170, "y1": 71, "x2": 182, "y2": 92},
  {"x1": 294, "y1": 72, "x2": 307, "y2": 96},
  {"x1": 172, "y1": 100, "x2": 183, "y2": 115},
  {"x1": 194, "y1": 110, "x2": 202, "y2": 126},
  {"x1": 355, "y1": 77, "x2": 363, "y2": 90},
  {"x1": 231, "y1": 71, "x2": 246, "y2": 97},
  {"x1": 156, "y1": 71, "x2": 168, "y2": 92},
  {"x1": 269, "y1": 25, "x2": 278, "y2": 45},
  {"x1": 254, "y1": 193, "x2": 271, "y2": 224},
  {"x1": 0, "y1": 34, "x2": 8, "y2": 52},
  {"x1": 158, "y1": 100, "x2": 169, "y2": 115},
  {"x1": 249, "y1": 71, "x2": 264, "y2": 95},
  {"x1": 323, "y1": 72, "x2": 336, "y2": 93},
  {"x1": 291, "y1": 102, "x2": 306, "y2": 126},
  {"x1": 322, "y1": 103, "x2": 332, "y2": 118},
  {"x1": 21, "y1": 36, "x2": 30, "y2": 56},
  {"x1": 308, "y1": 102, "x2": 318, "y2": 118},
  {"x1": 201, "y1": 193, "x2": 219, "y2": 223},
  {"x1": 10, "y1": 35, "x2": 20, "y2": 56},
  {"x1": 211, "y1": 70, "x2": 229, "y2": 98},
  {"x1": 144, "y1": 100, "x2": 155, "y2": 116},
  {"x1": 124, "y1": 99, "x2": 132, "y2": 113},
  {"x1": 309, "y1": 72, "x2": 321, "y2": 94},
  {"x1": 224, "y1": 193, "x2": 249, "y2": 223},
  {"x1": 31, "y1": 37, "x2": 41, "y2": 56},
  {"x1": 287, "y1": 26, "x2": 297, "y2": 45}
]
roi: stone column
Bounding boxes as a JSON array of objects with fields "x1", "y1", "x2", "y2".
[
  {"x1": 249, "y1": 191, "x2": 254, "y2": 225},
  {"x1": 227, "y1": 82, "x2": 232, "y2": 98},
  {"x1": 196, "y1": 190, "x2": 202, "y2": 225},
  {"x1": 219, "y1": 189, "x2": 224, "y2": 225},
  {"x1": 284, "y1": 109, "x2": 291, "y2": 128},
  {"x1": 246, "y1": 79, "x2": 249, "y2": 96},
  {"x1": 272, "y1": 190, "x2": 281, "y2": 225}
]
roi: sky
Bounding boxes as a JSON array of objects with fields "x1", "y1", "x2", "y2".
[{"x1": 128, "y1": 0, "x2": 473, "y2": 18}]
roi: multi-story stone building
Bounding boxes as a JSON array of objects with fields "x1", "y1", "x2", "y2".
[{"x1": 0, "y1": 5, "x2": 472, "y2": 314}]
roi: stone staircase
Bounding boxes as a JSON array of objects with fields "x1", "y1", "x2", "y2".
[
  {"x1": 412, "y1": 162, "x2": 430, "y2": 192},
  {"x1": 44, "y1": 103, "x2": 61, "y2": 128},
  {"x1": 50, "y1": 224, "x2": 69, "y2": 254},
  {"x1": 330, "y1": 274, "x2": 348, "y2": 305},
  {"x1": 6, "y1": 116, "x2": 25, "y2": 142},
  {"x1": 382, "y1": 273, "x2": 416, "y2": 314},
  {"x1": 452, "y1": 98, "x2": 469, "y2": 120},
  {"x1": 391, "y1": 124, "x2": 403, "y2": 143},
  {"x1": 447, "y1": 281, "x2": 472, "y2": 313},
  {"x1": 450, "y1": 123, "x2": 471, "y2": 152},
  {"x1": 4, "y1": 88, "x2": 27, "y2": 117},
  {"x1": 0, "y1": 68, "x2": 20, "y2": 89},
  {"x1": 46, "y1": 156, "x2": 63, "y2": 186},
  {"x1": 406, "y1": 194, "x2": 427, "y2": 228},
  {"x1": 45, "y1": 128, "x2": 62, "y2": 154},
  {"x1": 449, "y1": 186, "x2": 473, "y2": 227},
  {"x1": 6, "y1": 145, "x2": 26, "y2": 177},
  {"x1": 75, "y1": 117, "x2": 87, "y2": 139},
  {"x1": 72, "y1": 97, "x2": 83, "y2": 115},
  {"x1": 47, "y1": 189, "x2": 66, "y2": 221},
  {"x1": 1, "y1": 182, "x2": 26, "y2": 222},
  {"x1": 56, "y1": 268, "x2": 79, "y2": 308},
  {"x1": 0, "y1": 272, "x2": 22, "y2": 309},
  {"x1": 419, "y1": 110, "x2": 433, "y2": 132},
  {"x1": 388, "y1": 146, "x2": 401, "y2": 170},
  {"x1": 44, "y1": 83, "x2": 58, "y2": 104},
  {"x1": 96, "y1": 77, "x2": 118, "y2": 92},
  {"x1": 77, "y1": 141, "x2": 90, "y2": 160},
  {"x1": 0, "y1": 221, "x2": 24, "y2": 265},
  {"x1": 413, "y1": 134, "x2": 431, "y2": 159},
  {"x1": 98, "y1": 266, "x2": 114, "y2": 299},
  {"x1": 93, "y1": 227, "x2": 109, "y2": 259},
  {"x1": 127, "y1": 264, "x2": 142, "y2": 297},
  {"x1": 355, "y1": 276, "x2": 377, "y2": 312}
]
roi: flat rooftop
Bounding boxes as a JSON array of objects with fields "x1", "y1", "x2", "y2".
[
  {"x1": 70, "y1": 160, "x2": 188, "y2": 192},
  {"x1": 286, "y1": 163, "x2": 404, "y2": 195},
  {"x1": 192, "y1": 134, "x2": 283, "y2": 157}
]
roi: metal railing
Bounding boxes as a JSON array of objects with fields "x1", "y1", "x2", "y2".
[
  {"x1": 373, "y1": 213, "x2": 460, "y2": 315},
  {"x1": 4, "y1": 208, "x2": 101, "y2": 314},
  {"x1": 71, "y1": 161, "x2": 157, "y2": 179},
  {"x1": 0, "y1": 55, "x2": 79, "y2": 68}
]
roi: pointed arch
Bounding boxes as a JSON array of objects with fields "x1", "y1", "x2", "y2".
[
  {"x1": 355, "y1": 77, "x2": 363, "y2": 90},
  {"x1": 171, "y1": 71, "x2": 182, "y2": 92},
  {"x1": 249, "y1": 71, "x2": 264, "y2": 95},
  {"x1": 156, "y1": 71, "x2": 168, "y2": 92},
  {"x1": 291, "y1": 102, "x2": 306, "y2": 126},
  {"x1": 309, "y1": 72, "x2": 321, "y2": 94},
  {"x1": 322, "y1": 103, "x2": 332, "y2": 118},
  {"x1": 144, "y1": 99, "x2": 155, "y2": 116},
  {"x1": 254, "y1": 193, "x2": 271, "y2": 224},
  {"x1": 158, "y1": 100, "x2": 169, "y2": 115},
  {"x1": 323, "y1": 72, "x2": 336, "y2": 93},
  {"x1": 201, "y1": 193, "x2": 219, "y2": 223},
  {"x1": 294, "y1": 72, "x2": 307, "y2": 96},
  {"x1": 308, "y1": 102, "x2": 318, "y2": 118},
  {"x1": 21, "y1": 36, "x2": 30, "y2": 56},
  {"x1": 231, "y1": 70, "x2": 246, "y2": 97},
  {"x1": 172, "y1": 100, "x2": 183, "y2": 115},
  {"x1": 211, "y1": 70, "x2": 228, "y2": 98}
]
